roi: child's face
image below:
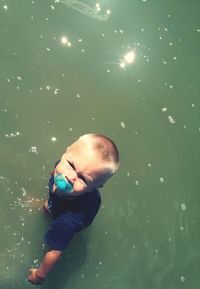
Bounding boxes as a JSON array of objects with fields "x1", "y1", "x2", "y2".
[{"x1": 55, "y1": 139, "x2": 110, "y2": 194}]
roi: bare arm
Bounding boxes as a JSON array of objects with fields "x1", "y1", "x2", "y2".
[{"x1": 28, "y1": 250, "x2": 62, "y2": 284}]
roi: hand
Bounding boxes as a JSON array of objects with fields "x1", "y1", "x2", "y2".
[{"x1": 28, "y1": 268, "x2": 45, "y2": 285}]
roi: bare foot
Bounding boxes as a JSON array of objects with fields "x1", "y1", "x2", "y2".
[{"x1": 43, "y1": 200, "x2": 52, "y2": 216}]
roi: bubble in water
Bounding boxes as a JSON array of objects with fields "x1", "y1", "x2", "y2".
[
  {"x1": 5, "y1": 131, "x2": 20, "y2": 138},
  {"x1": 181, "y1": 203, "x2": 186, "y2": 211},
  {"x1": 120, "y1": 122, "x2": 126, "y2": 128},
  {"x1": 21, "y1": 187, "x2": 27, "y2": 196},
  {"x1": 168, "y1": 115, "x2": 176, "y2": 124},
  {"x1": 54, "y1": 88, "x2": 59, "y2": 95},
  {"x1": 33, "y1": 259, "x2": 39, "y2": 264},
  {"x1": 29, "y1": 146, "x2": 38, "y2": 154},
  {"x1": 180, "y1": 276, "x2": 186, "y2": 282},
  {"x1": 159, "y1": 177, "x2": 165, "y2": 183}
]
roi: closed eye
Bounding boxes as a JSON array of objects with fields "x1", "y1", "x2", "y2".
[
  {"x1": 67, "y1": 160, "x2": 75, "y2": 170},
  {"x1": 77, "y1": 173, "x2": 88, "y2": 185},
  {"x1": 67, "y1": 160, "x2": 88, "y2": 185}
]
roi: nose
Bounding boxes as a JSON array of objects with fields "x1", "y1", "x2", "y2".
[{"x1": 66, "y1": 170, "x2": 77, "y2": 184}]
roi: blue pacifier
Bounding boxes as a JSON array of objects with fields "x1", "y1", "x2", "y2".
[{"x1": 54, "y1": 174, "x2": 73, "y2": 193}]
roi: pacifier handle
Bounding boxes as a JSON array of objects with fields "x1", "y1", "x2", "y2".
[{"x1": 54, "y1": 174, "x2": 73, "y2": 193}]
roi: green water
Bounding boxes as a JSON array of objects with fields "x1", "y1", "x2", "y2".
[{"x1": 0, "y1": 0, "x2": 200, "y2": 288}]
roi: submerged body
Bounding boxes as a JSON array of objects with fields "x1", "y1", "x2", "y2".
[
  {"x1": 28, "y1": 133, "x2": 119, "y2": 285},
  {"x1": 44, "y1": 163, "x2": 101, "y2": 251}
]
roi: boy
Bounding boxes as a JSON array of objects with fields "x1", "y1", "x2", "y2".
[{"x1": 28, "y1": 133, "x2": 119, "y2": 285}]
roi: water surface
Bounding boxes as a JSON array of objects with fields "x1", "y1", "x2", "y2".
[{"x1": 0, "y1": 1, "x2": 200, "y2": 288}]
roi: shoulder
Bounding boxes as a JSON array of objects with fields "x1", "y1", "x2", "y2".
[
  {"x1": 81, "y1": 189, "x2": 101, "y2": 226},
  {"x1": 85, "y1": 188, "x2": 101, "y2": 207}
]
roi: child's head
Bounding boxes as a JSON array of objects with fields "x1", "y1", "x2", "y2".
[{"x1": 59, "y1": 133, "x2": 119, "y2": 194}]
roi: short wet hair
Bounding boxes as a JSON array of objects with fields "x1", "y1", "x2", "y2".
[{"x1": 79, "y1": 133, "x2": 119, "y2": 174}]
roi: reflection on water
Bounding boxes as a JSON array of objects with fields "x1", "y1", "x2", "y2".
[
  {"x1": 1, "y1": 0, "x2": 200, "y2": 288},
  {"x1": 60, "y1": 0, "x2": 110, "y2": 21}
]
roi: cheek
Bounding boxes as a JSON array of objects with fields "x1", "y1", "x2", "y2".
[
  {"x1": 55, "y1": 163, "x2": 64, "y2": 174},
  {"x1": 73, "y1": 181, "x2": 87, "y2": 193}
]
